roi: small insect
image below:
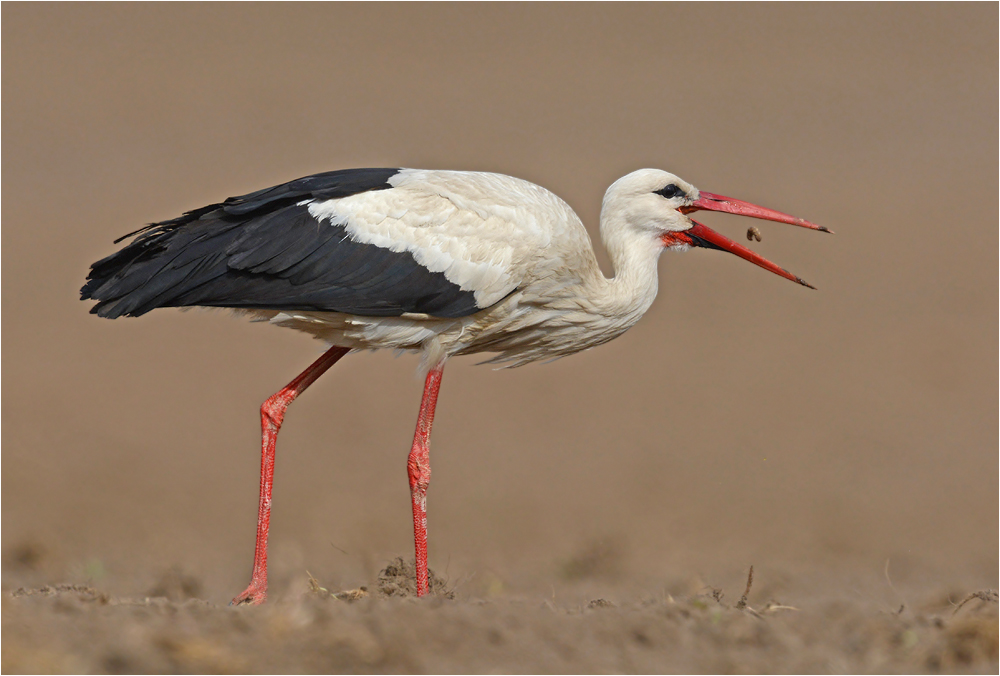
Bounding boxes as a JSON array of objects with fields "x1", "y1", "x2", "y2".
[{"x1": 746, "y1": 226, "x2": 762, "y2": 242}]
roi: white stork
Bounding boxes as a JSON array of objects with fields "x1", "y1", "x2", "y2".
[{"x1": 81, "y1": 168, "x2": 827, "y2": 603}]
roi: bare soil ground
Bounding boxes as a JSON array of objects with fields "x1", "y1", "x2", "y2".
[{"x1": 4, "y1": 561, "x2": 997, "y2": 674}]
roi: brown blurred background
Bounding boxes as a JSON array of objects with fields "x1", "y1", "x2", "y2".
[{"x1": 3, "y1": 4, "x2": 996, "y2": 605}]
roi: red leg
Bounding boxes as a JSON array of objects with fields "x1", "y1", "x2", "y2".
[
  {"x1": 408, "y1": 363, "x2": 445, "y2": 597},
  {"x1": 231, "y1": 345, "x2": 350, "y2": 606}
]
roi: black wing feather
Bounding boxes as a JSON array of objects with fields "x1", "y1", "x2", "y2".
[{"x1": 81, "y1": 169, "x2": 482, "y2": 319}]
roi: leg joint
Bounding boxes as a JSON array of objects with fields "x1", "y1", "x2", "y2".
[{"x1": 261, "y1": 393, "x2": 290, "y2": 429}]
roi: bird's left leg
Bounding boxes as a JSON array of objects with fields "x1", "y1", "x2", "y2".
[
  {"x1": 231, "y1": 345, "x2": 350, "y2": 606},
  {"x1": 408, "y1": 362, "x2": 445, "y2": 597}
]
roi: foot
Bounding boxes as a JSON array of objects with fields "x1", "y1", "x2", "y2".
[{"x1": 230, "y1": 581, "x2": 267, "y2": 606}]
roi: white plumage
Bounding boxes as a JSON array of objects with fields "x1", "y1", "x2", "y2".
[{"x1": 261, "y1": 169, "x2": 697, "y2": 368}]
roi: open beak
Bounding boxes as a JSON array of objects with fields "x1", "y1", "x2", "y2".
[{"x1": 666, "y1": 190, "x2": 829, "y2": 289}]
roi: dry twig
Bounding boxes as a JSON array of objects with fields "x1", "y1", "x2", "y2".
[
  {"x1": 735, "y1": 565, "x2": 754, "y2": 611},
  {"x1": 952, "y1": 589, "x2": 998, "y2": 615}
]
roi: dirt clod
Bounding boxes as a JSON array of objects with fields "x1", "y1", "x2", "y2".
[
  {"x1": 12, "y1": 585, "x2": 108, "y2": 604},
  {"x1": 376, "y1": 557, "x2": 453, "y2": 598},
  {"x1": 333, "y1": 587, "x2": 369, "y2": 601},
  {"x1": 559, "y1": 538, "x2": 623, "y2": 580},
  {"x1": 8, "y1": 542, "x2": 47, "y2": 570},
  {"x1": 147, "y1": 566, "x2": 202, "y2": 601},
  {"x1": 306, "y1": 571, "x2": 369, "y2": 602}
]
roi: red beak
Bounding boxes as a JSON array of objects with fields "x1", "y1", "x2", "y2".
[
  {"x1": 665, "y1": 190, "x2": 829, "y2": 288},
  {"x1": 686, "y1": 192, "x2": 831, "y2": 233}
]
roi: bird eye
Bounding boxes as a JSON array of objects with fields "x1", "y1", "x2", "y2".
[{"x1": 655, "y1": 184, "x2": 685, "y2": 199}]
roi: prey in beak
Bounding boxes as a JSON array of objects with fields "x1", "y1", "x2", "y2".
[{"x1": 665, "y1": 191, "x2": 830, "y2": 288}]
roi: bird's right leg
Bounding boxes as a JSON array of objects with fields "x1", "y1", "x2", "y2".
[
  {"x1": 408, "y1": 363, "x2": 445, "y2": 597},
  {"x1": 231, "y1": 345, "x2": 350, "y2": 606}
]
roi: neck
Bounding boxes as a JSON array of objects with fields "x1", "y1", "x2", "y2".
[
  {"x1": 472, "y1": 214, "x2": 664, "y2": 366},
  {"x1": 588, "y1": 216, "x2": 664, "y2": 327}
]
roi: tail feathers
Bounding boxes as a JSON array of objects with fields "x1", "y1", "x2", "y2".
[{"x1": 81, "y1": 217, "x2": 240, "y2": 318}]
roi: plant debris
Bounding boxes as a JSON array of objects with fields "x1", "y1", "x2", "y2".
[
  {"x1": 735, "y1": 565, "x2": 754, "y2": 611},
  {"x1": 953, "y1": 589, "x2": 999, "y2": 615}
]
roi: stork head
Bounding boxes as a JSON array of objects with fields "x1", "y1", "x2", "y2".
[{"x1": 602, "y1": 169, "x2": 828, "y2": 288}]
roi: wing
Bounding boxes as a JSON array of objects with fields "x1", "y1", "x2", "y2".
[{"x1": 81, "y1": 169, "x2": 573, "y2": 320}]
